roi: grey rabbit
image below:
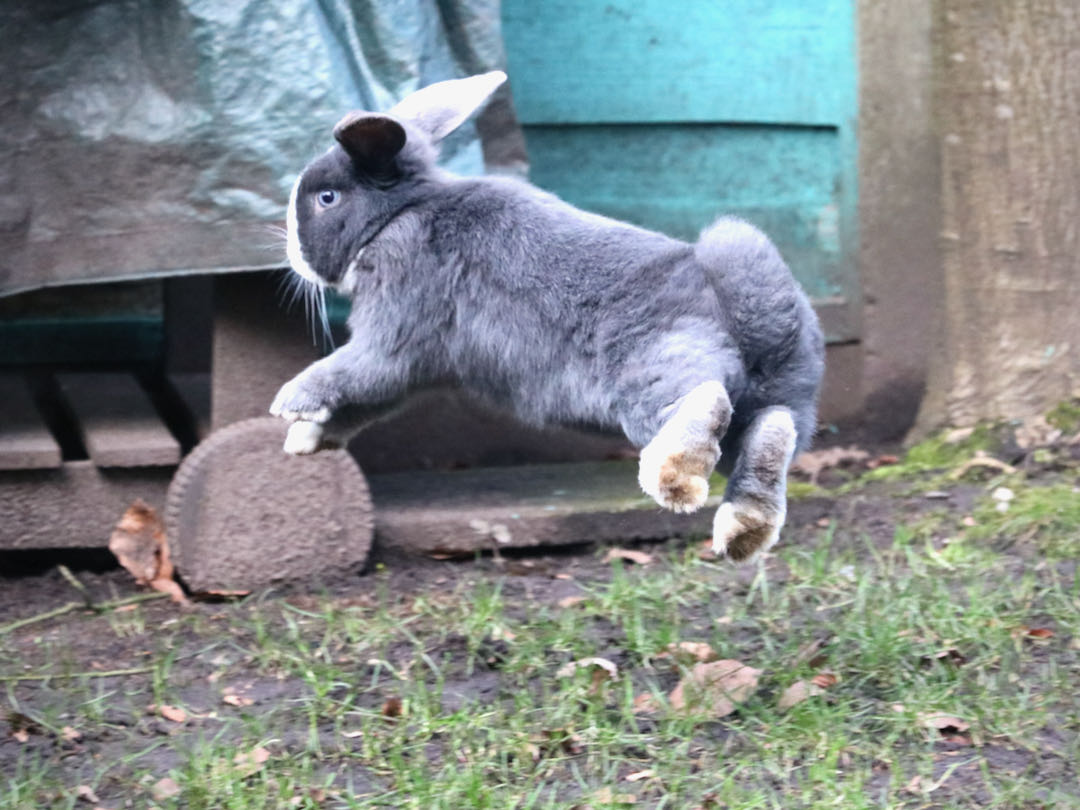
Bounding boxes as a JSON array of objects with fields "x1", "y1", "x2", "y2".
[{"x1": 270, "y1": 71, "x2": 825, "y2": 561}]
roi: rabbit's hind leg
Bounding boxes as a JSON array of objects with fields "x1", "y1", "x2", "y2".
[
  {"x1": 711, "y1": 406, "x2": 797, "y2": 561},
  {"x1": 637, "y1": 380, "x2": 732, "y2": 513}
]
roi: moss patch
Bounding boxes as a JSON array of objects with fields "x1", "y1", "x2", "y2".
[{"x1": 968, "y1": 480, "x2": 1080, "y2": 558}]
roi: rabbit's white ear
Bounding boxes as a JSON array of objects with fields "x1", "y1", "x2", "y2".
[{"x1": 390, "y1": 71, "x2": 507, "y2": 143}]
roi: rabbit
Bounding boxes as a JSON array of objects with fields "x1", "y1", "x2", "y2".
[{"x1": 270, "y1": 70, "x2": 825, "y2": 562}]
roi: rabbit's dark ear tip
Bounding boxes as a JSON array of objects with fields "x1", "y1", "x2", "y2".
[{"x1": 333, "y1": 113, "x2": 407, "y2": 165}]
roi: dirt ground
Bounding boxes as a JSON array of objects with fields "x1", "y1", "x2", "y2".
[{"x1": 2, "y1": 433, "x2": 1078, "y2": 809}]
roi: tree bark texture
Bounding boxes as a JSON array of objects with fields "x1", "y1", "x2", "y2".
[{"x1": 916, "y1": 0, "x2": 1080, "y2": 430}]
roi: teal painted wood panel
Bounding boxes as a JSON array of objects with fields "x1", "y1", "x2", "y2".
[
  {"x1": 502, "y1": 0, "x2": 855, "y2": 127},
  {"x1": 501, "y1": 0, "x2": 859, "y2": 342},
  {"x1": 523, "y1": 124, "x2": 844, "y2": 302}
]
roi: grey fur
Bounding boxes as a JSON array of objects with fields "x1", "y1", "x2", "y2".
[{"x1": 270, "y1": 72, "x2": 825, "y2": 559}]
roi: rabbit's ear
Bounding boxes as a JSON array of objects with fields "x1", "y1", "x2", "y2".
[
  {"x1": 390, "y1": 71, "x2": 507, "y2": 143},
  {"x1": 333, "y1": 113, "x2": 407, "y2": 167}
]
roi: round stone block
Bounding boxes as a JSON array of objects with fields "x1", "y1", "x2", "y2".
[{"x1": 165, "y1": 417, "x2": 373, "y2": 591}]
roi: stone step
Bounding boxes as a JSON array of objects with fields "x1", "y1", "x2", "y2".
[{"x1": 369, "y1": 460, "x2": 715, "y2": 555}]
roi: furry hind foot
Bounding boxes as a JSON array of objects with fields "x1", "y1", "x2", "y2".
[
  {"x1": 711, "y1": 407, "x2": 798, "y2": 561},
  {"x1": 638, "y1": 381, "x2": 731, "y2": 513},
  {"x1": 711, "y1": 500, "x2": 784, "y2": 561},
  {"x1": 639, "y1": 444, "x2": 713, "y2": 513}
]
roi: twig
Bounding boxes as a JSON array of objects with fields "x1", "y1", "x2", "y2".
[
  {"x1": 0, "y1": 666, "x2": 155, "y2": 683},
  {"x1": 57, "y1": 565, "x2": 94, "y2": 608},
  {"x1": 0, "y1": 592, "x2": 169, "y2": 636}
]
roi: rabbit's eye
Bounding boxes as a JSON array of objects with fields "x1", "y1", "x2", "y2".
[{"x1": 316, "y1": 189, "x2": 340, "y2": 208}]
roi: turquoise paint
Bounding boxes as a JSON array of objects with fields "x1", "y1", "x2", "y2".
[
  {"x1": 502, "y1": 0, "x2": 859, "y2": 342},
  {"x1": 524, "y1": 124, "x2": 844, "y2": 301}
]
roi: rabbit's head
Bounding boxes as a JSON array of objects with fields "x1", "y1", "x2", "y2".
[{"x1": 285, "y1": 71, "x2": 506, "y2": 290}]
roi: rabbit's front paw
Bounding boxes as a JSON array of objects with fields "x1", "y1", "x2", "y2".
[
  {"x1": 638, "y1": 439, "x2": 713, "y2": 513},
  {"x1": 270, "y1": 374, "x2": 334, "y2": 424},
  {"x1": 283, "y1": 421, "x2": 325, "y2": 455},
  {"x1": 711, "y1": 500, "x2": 782, "y2": 562}
]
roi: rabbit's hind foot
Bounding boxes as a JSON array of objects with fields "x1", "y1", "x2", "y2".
[
  {"x1": 710, "y1": 408, "x2": 797, "y2": 562},
  {"x1": 637, "y1": 381, "x2": 730, "y2": 514}
]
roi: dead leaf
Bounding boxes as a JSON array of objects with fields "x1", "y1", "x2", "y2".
[
  {"x1": 1027, "y1": 627, "x2": 1055, "y2": 639},
  {"x1": 604, "y1": 548, "x2": 653, "y2": 565},
  {"x1": 557, "y1": 595, "x2": 586, "y2": 609},
  {"x1": 556, "y1": 657, "x2": 619, "y2": 681},
  {"x1": 669, "y1": 659, "x2": 761, "y2": 718},
  {"x1": 233, "y1": 746, "x2": 270, "y2": 777},
  {"x1": 108, "y1": 500, "x2": 187, "y2": 604},
  {"x1": 921, "y1": 648, "x2": 967, "y2": 667},
  {"x1": 810, "y1": 671, "x2": 840, "y2": 689},
  {"x1": 777, "y1": 680, "x2": 824, "y2": 710},
  {"x1": 381, "y1": 696, "x2": 403, "y2": 719},
  {"x1": 632, "y1": 693, "x2": 660, "y2": 714},
  {"x1": 903, "y1": 774, "x2": 923, "y2": 795},
  {"x1": 61, "y1": 725, "x2": 83, "y2": 743},
  {"x1": 791, "y1": 446, "x2": 869, "y2": 483},
  {"x1": 659, "y1": 641, "x2": 718, "y2": 663},
  {"x1": 75, "y1": 785, "x2": 100, "y2": 804},
  {"x1": 222, "y1": 691, "x2": 254, "y2": 707},
  {"x1": 918, "y1": 712, "x2": 970, "y2": 734},
  {"x1": 158, "y1": 705, "x2": 187, "y2": 724},
  {"x1": 8, "y1": 712, "x2": 40, "y2": 742},
  {"x1": 625, "y1": 769, "x2": 654, "y2": 782},
  {"x1": 341, "y1": 729, "x2": 364, "y2": 739},
  {"x1": 866, "y1": 453, "x2": 900, "y2": 469},
  {"x1": 792, "y1": 636, "x2": 830, "y2": 667},
  {"x1": 151, "y1": 777, "x2": 181, "y2": 801},
  {"x1": 592, "y1": 787, "x2": 637, "y2": 805},
  {"x1": 949, "y1": 452, "x2": 1016, "y2": 480}
]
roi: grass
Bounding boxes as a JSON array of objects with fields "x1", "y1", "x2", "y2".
[{"x1": 3, "y1": 503, "x2": 1078, "y2": 809}]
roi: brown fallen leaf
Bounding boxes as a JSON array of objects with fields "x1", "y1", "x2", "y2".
[
  {"x1": 669, "y1": 659, "x2": 761, "y2": 718},
  {"x1": 151, "y1": 777, "x2": 181, "y2": 801},
  {"x1": 810, "y1": 671, "x2": 840, "y2": 689},
  {"x1": 556, "y1": 657, "x2": 619, "y2": 681},
  {"x1": 108, "y1": 500, "x2": 187, "y2": 604},
  {"x1": 222, "y1": 691, "x2": 254, "y2": 707},
  {"x1": 381, "y1": 696, "x2": 403, "y2": 719},
  {"x1": 158, "y1": 705, "x2": 187, "y2": 724},
  {"x1": 557, "y1": 595, "x2": 586, "y2": 609},
  {"x1": 1026, "y1": 627, "x2": 1055, "y2": 639},
  {"x1": 604, "y1": 548, "x2": 653, "y2": 565},
  {"x1": 592, "y1": 787, "x2": 637, "y2": 805},
  {"x1": 8, "y1": 712, "x2": 40, "y2": 743},
  {"x1": 866, "y1": 453, "x2": 900, "y2": 470},
  {"x1": 61, "y1": 725, "x2": 83, "y2": 743},
  {"x1": 658, "y1": 641, "x2": 718, "y2": 663},
  {"x1": 791, "y1": 446, "x2": 869, "y2": 483},
  {"x1": 632, "y1": 693, "x2": 661, "y2": 714},
  {"x1": 75, "y1": 784, "x2": 100, "y2": 804},
  {"x1": 917, "y1": 712, "x2": 970, "y2": 734},
  {"x1": 625, "y1": 769, "x2": 654, "y2": 782},
  {"x1": 233, "y1": 746, "x2": 270, "y2": 777},
  {"x1": 777, "y1": 680, "x2": 824, "y2": 710}
]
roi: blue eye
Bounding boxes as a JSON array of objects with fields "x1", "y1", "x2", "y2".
[{"x1": 316, "y1": 189, "x2": 339, "y2": 207}]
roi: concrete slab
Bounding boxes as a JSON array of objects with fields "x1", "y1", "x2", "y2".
[
  {"x1": 58, "y1": 373, "x2": 180, "y2": 467},
  {"x1": 0, "y1": 374, "x2": 62, "y2": 470},
  {"x1": 369, "y1": 460, "x2": 715, "y2": 555}
]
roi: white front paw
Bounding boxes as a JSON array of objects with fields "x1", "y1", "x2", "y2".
[{"x1": 283, "y1": 421, "x2": 325, "y2": 455}]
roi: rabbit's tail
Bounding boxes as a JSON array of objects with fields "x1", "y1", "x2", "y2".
[
  {"x1": 694, "y1": 217, "x2": 803, "y2": 366},
  {"x1": 695, "y1": 217, "x2": 824, "y2": 455}
]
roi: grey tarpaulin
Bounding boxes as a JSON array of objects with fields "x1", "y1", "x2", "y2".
[{"x1": 0, "y1": 0, "x2": 523, "y2": 297}]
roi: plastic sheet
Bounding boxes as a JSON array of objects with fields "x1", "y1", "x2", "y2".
[{"x1": 0, "y1": 0, "x2": 510, "y2": 296}]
